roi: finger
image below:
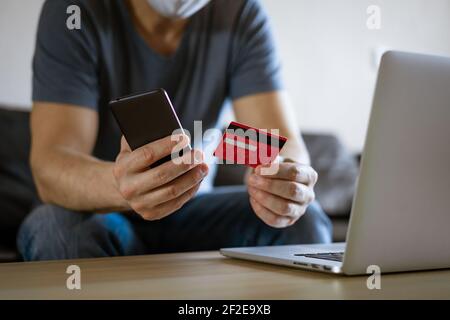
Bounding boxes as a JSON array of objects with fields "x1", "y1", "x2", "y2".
[
  {"x1": 115, "y1": 136, "x2": 132, "y2": 163},
  {"x1": 249, "y1": 186, "x2": 297, "y2": 218},
  {"x1": 125, "y1": 134, "x2": 190, "y2": 173},
  {"x1": 243, "y1": 167, "x2": 255, "y2": 184},
  {"x1": 121, "y1": 135, "x2": 132, "y2": 152},
  {"x1": 132, "y1": 163, "x2": 208, "y2": 206},
  {"x1": 248, "y1": 186, "x2": 302, "y2": 219},
  {"x1": 248, "y1": 175, "x2": 315, "y2": 203},
  {"x1": 141, "y1": 183, "x2": 201, "y2": 221},
  {"x1": 126, "y1": 150, "x2": 206, "y2": 197},
  {"x1": 249, "y1": 196, "x2": 292, "y2": 228},
  {"x1": 256, "y1": 162, "x2": 318, "y2": 185}
]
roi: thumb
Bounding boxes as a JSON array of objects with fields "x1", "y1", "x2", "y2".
[{"x1": 120, "y1": 136, "x2": 132, "y2": 153}]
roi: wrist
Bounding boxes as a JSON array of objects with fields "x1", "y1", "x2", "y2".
[{"x1": 104, "y1": 161, "x2": 131, "y2": 212}]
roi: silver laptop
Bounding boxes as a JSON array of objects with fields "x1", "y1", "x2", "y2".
[{"x1": 221, "y1": 51, "x2": 450, "y2": 275}]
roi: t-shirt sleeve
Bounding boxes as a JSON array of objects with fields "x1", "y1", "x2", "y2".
[
  {"x1": 32, "y1": 0, "x2": 99, "y2": 110},
  {"x1": 228, "y1": 0, "x2": 283, "y2": 100}
]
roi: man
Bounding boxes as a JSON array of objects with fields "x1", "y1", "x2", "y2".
[{"x1": 18, "y1": 0, "x2": 332, "y2": 261}]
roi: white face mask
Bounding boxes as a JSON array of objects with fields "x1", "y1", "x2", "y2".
[{"x1": 147, "y1": 0, "x2": 211, "y2": 19}]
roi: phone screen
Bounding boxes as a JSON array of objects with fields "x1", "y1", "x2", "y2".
[{"x1": 109, "y1": 88, "x2": 190, "y2": 166}]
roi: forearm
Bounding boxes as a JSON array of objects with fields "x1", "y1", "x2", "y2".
[{"x1": 32, "y1": 147, "x2": 129, "y2": 212}]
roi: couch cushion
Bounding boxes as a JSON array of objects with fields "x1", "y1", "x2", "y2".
[
  {"x1": 303, "y1": 133, "x2": 359, "y2": 217},
  {"x1": 0, "y1": 107, "x2": 37, "y2": 249}
]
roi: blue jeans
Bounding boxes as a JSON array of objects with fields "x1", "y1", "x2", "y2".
[{"x1": 17, "y1": 186, "x2": 332, "y2": 261}]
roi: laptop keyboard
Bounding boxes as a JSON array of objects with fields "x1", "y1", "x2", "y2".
[{"x1": 294, "y1": 252, "x2": 344, "y2": 262}]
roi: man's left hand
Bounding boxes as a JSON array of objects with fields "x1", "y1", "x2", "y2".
[{"x1": 247, "y1": 161, "x2": 318, "y2": 228}]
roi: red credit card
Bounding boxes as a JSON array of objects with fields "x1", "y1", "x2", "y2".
[{"x1": 213, "y1": 121, "x2": 288, "y2": 168}]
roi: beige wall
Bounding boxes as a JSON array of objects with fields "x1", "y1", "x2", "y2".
[
  {"x1": 0, "y1": 0, "x2": 43, "y2": 109},
  {"x1": 1, "y1": 0, "x2": 450, "y2": 150},
  {"x1": 260, "y1": 0, "x2": 450, "y2": 150}
]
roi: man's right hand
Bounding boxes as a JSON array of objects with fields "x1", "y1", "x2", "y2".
[{"x1": 113, "y1": 134, "x2": 208, "y2": 220}]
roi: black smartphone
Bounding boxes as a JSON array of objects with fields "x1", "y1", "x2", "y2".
[{"x1": 109, "y1": 88, "x2": 190, "y2": 166}]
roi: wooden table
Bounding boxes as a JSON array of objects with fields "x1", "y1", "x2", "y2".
[{"x1": 0, "y1": 251, "x2": 449, "y2": 299}]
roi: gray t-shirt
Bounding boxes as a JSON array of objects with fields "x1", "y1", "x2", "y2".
[{"x1": 33, "y1": 0, "x2": 282, "y2": 191}]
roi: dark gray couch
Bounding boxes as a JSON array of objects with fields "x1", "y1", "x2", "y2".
[
  {"x1": 0, "y1": 105, "x2": 359, "y2": 262},
  {"x1": 0, "y1": 107, "x2": 37, "y2": 261}
]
